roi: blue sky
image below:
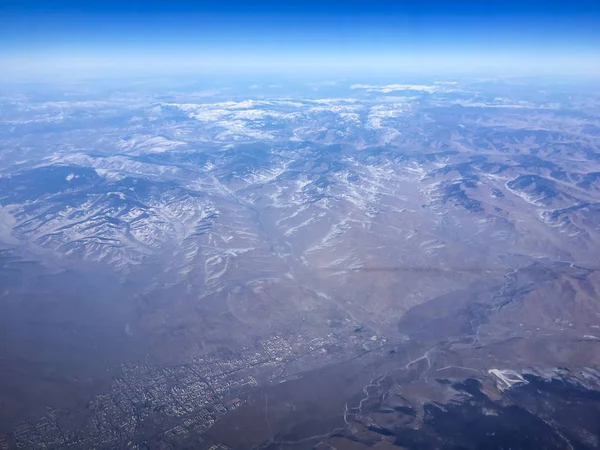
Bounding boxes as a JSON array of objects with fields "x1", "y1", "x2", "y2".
[
  {"x1": 2, "y1": 0, "x2": 598, "y2": 15},
  {"x1": 1, "y1": 0, "x2": 599, "y2": 78}
]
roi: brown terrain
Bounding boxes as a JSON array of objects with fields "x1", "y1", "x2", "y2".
[{"x1": 0, "y1": 79, "x2": 599, "y2": 448}]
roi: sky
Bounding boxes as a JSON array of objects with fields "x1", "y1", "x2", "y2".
[{"x1": 1, "y1": 0, "x2": 600, "y2": 79}]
